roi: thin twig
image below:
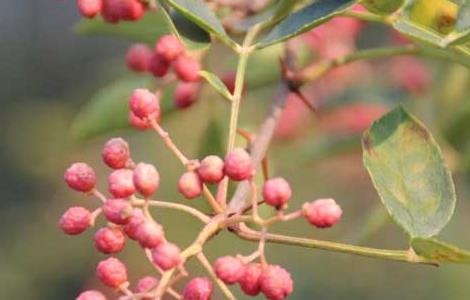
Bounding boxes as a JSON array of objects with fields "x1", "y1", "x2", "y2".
[
  {"x1": 132, "y1": 198, "x2": 211, "y2": 224},
  {"x1": 228, "y1": 42, "x2": 296, "y2": 213},
  {"x1": 149, "y1": 120, "x2": 224, "y2": 214},
  {"x1": 197, "y1": 252, "x2": 236, "y2": 300}
]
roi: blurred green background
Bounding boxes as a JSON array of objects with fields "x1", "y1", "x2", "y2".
[{"x1": 2, "y1": 1, "x2": 470, "y2": 299}]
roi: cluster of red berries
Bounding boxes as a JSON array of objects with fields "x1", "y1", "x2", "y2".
[
  {"x1": 77, "y1": 0, "x2": 147, "y2": 23},
  {"x1": 60, "y1": 68, "x2": 343, "y2": 299},
  {"x1": 177, "y1": 148, "x2": 255, "y2": 199},
  {"x1": 61, "y1": 135, "x2": 182, "y2": 298},
  {"x1": 213, "y1": 256, "x2": 293, "y2": 300},
  {"x1": 126, "y1": 34, "x2": 202, "y2": 109},
  {"x1": 61, "y1": 21, "x2": 344, "y2": 299}
]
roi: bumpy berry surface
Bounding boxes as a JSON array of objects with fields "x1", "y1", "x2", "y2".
[
  {"x1": 103, "y1": 198, "x2": 132, "y2": 225},
  {"x1": 108, "y1": 169, "x2": 136, "y2": 198},
  {"x1": 174, "y1": 55, "x2": 201, "y2": 82},
  {"x1": 64, "y1": 162, "x2": 96, "y2": 192},
  {"x1": 126, "y1": 43, "x2": 153, "y2": 72},
  {"x1": 129, "y1": 111, "x2": 152, "y2": 130},
  {"x1": 59, "y1": 206, "x2": 92, "y2": 235},
  {"x1": 214, "y1": 256, "x2": 244, "y2": 284},
  {"x1": 76, "y1": 290, "x2": 107, "y2": 300},
  {"x1": 149, "y1": 54, "x2": 171, "y2": 78},
  {"x1": 135, "y1": 276, "x2": 159, "y2": 300},
  {"x1": 197, "y1": 155, "x2": 225, "y2": 184},
  {"x1": 183, "y1": 277, "x2": 213, "y2": 300},
  {"x1": 119, "y1": 0, "x2": 145, "y2": 21},
  {"x1": 262, "y1": 177, "x2": 292, "y2": 208},
  {"x1": 302, "y1": 198, "x2": 342, "y2": 228},
  {"x1": 133, "y1": 162, "x2": 160, "y2": 197},
  {"x1": 238, "y1": 263, "x2": 263, "y2": 296},
  {"x1": 178, "y1": 172, "x2": 203, "y2": 199},
  {"x1": 101, "y1": 0, "x2": 121, "y2": 23},
  {"x1": 174, "y1": 82, "x2": 200, "y2": 109},
  {"x1": 96, "y1": 257, "x2": 128, "y2": 288},
  {"x1": 152, "y1": 242, "x2": 182, "y2": 271},
  {"x1": 102, "y1": 138, "x2": 131, "y2": 169},
  {"x1": 123, "y1": 208, "x2": 145, "y2": 240},
  {"x1": 134, "y1": 221, "x2": 165, "y2": 248},
  {"x1": 129, "y1": 89, "x2": 160, "y2": 120},
  {"x1": 259, "y1": 265, "x2": 293, "y2": 300},
  {"x1": 155, "y1": 35, "x2": 184, "y2": 62},
  {"x1": 94, "y1": 226, "x2": 126, "y2": 254},
  {"x1": 224, "y1": 148, "x2": 254, "y2": 181}
]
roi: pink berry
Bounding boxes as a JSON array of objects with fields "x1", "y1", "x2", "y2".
[
  {"x1": 59, "y1": 206, "x2": 92, "y2": 235},
  {"x1": 178, "y1": 172, "x2": 203, "y2": 199},
  {"x1": 77, "y1": 0, "x2": 102, "y2": 18},
  {"x1": 123, "y1": 208, "x2": 145, "y2": 240},
  {"x1": 174, "y1": 55, "x2": 201, "y2": 82},
  {"x1": 174, "y1": 82, "x2": 200, "y2": 109},
  {"x1": 133, "y1": 162, "x2": 160, "y2": 197},
  {"x1": 214, "y1": 256, "x2": 244, "y2": 284},
  {"x1": 259, "y1": 265, "x2": 293, "y2": 300},
  {"x1": 135, "y1": 276, "x2": 159, "y2": 300},
  {"x1": 126, "y1": 43, "x2": 153, "y2": 72},
  {"x1": 101, "y1": 0, "x2": 121, "y2": 23},
  {"x1": 134, "y1": 220, "x2": 165, "y2": 248},
  {"x1": 262, "y1": 177, "x2": 292, "y2": 208},
  {"x1": 94, "y1": 226, "x2": 126, "y2": 254},
  {"x1": 129, "y1": 89, "x2": 160, "y2": 120},
  {"x1": 302, "y1": 198, "x2": 342, "y2": 228},
  {"x1": 119, "y1": 0, "x2": 145, "y2": 21},
  {"x1": 96, "y1": 257, "x2": 128, "y2": 288},
  {"x1": 76, "y1": 290, "x2": 107, "y2": 300},
  {"x1": 183, "y1": 277, "x2": 213, "y2": 300},
  {"x1": 102, "y1": 138, "x2": 131, "y2": 169},
  {"x1": 390, "y1": 57, "x2": 431, "y2": 94},
  {"x1": 64, "y1": 162, "x2": 96, "y2": 192},
  {"x1": 103, "y1": 199, "x2": 132, "y2": 225},
  {"x1": 197, "y1": 155, "x2": 225, "y2": 184},
  {"x1": 238, "y1": 263, "x2": 262, "y2": 296},
  {"x1": 155, "y1": 35, "x2": 185, "y2": 62},
  {"x1": 108, "y1": 169, "x2": 136, "y2": 198},
  {"x1": 149, "y1": 54, "x2": 171, "y2": 78},
  {"x1": 224, "y1": 148, "x2": 254, "y2": 181},
  {"x1": 152, "y1": 242, "x2": 182, "y2": 271},
  {"x1": 129, "y1": 111, "x2": 152, "y2": 130}
]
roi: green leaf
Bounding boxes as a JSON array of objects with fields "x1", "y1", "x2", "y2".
[
  {"x1": 234, "y1": 9, "x2": 275, "y2": 32},
  {"x1": 71, "y1": 76, "x2": 175, "y2": 141},
  {"x1": 362, "y1": 107, "x2": 456, "y2": 238},
  {"x1": 443, "y1": 1, "x2": 470, "y2": 46},
  {"x1": 257, "y1": 0, "x2": 357, "y2": 48},
  {"x1": 457, "y1": 0, "x2": 470, "y2": 31},
  {"x1": 161, "y1": 0, "x2": 237, "y2": 48},
  {"x1": 393, "y1": 18, "x2": 444, "y2": 45},
  {"x1": 160, "y1": 4, "x2": 211, "y2": 50},
  {"x1": 411, "y1": 238, "x2": 470, "y2": 263},
  {"x1": 74, "y1": 13, "x2": 167, "y2": 44},
  {"x1": 199, "y1": 71, "x2": 233, "y2": 101},
  {"x1": 234, "y1": 0, "x2": 301, "y2": 32},
  {"x1": 197, "y1": 117, "x2": 225, "y2": 158},
  {"x1": 393, "y1": 8, "x2": 470, "y2": 54}
]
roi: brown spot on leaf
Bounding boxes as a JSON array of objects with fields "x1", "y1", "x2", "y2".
[
  {"x1": 411, "y1": 123, "x2": 429, "y2": 140},
  {"x1": 363, "y1": 133, "x2": 374, "y2": 154}
]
